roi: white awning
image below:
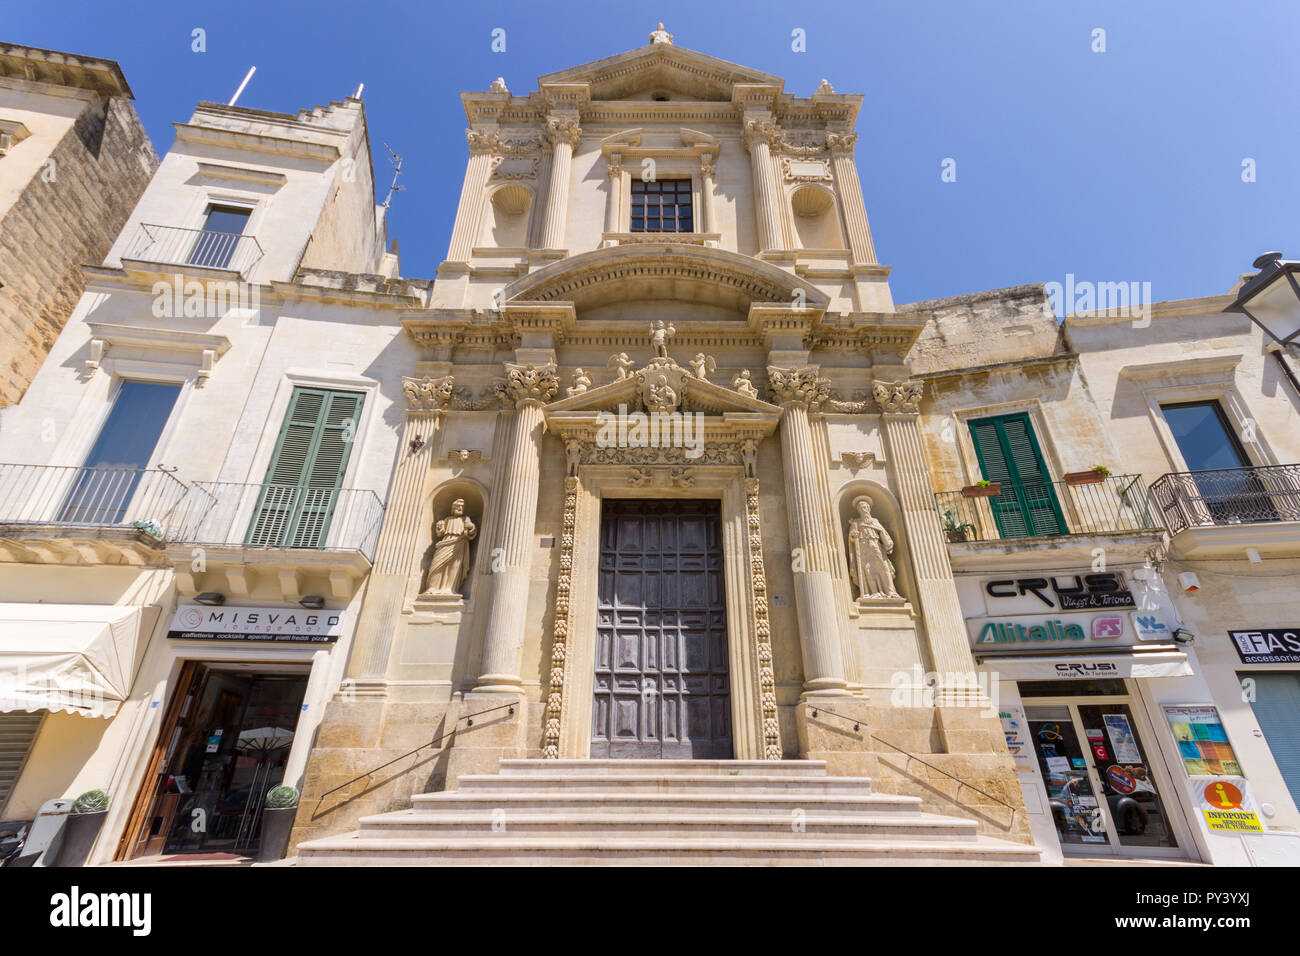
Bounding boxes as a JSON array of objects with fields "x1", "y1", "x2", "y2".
[
  {"x1": 975, "y1": 650, "x2": 1193, "y2": 681},
  {"x1": 0, "y1": 604, "x2": 158, "y2": 718}
]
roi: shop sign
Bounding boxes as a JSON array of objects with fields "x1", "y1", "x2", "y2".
[
  {"x1": 1229, "y1": 627, "x2": 1300, "y2": 664},
  {"x1": 1198, "y1": 781, "x2": 1264, "y2": 833},
  {"x1": 1163, "y1": 705, "x2": 1242, "y2": 776},
  {"x1": 168, "y1": 604, "x2": 342, "y2": 643},
  {"x1": 968, "y1": 611, "x2": 1137, "y2": 649},
  {"x1": 982, "y1": 572, "x2": 1135, "y2": 614}
]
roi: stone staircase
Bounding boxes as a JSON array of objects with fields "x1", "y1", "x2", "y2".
[{"x1": 294, "y1": 759, "x2": 1041, "y2": 866}]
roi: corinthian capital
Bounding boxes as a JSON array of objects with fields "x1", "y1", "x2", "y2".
[
  {"x1": 545, "y1": 116, "x2": 582, "y2": 149},
  {"x1": 466, "y1": 129, "x2": 499, "y2": 155},
  {"x1": 767, "y1": 366, "x2": 830, "y2": 410},
  {"x1": 743, "y1": 119, "x2": 780, "y2": 152},
  {"x1": 503, "y1": 363, "x2": 559, "y2": 406},
  {"x1": 403, "y1": 375, "x2": 456, "y2": 411},
  {"x1": 825, "y1": 130, "x2": 858, "y2": 156},
  {"x1": 872, "y1": 379, "x2": 924, "y2": 414}
]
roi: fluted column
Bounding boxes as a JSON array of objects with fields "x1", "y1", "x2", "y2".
[
  {"x1": 743, "y1": 119, "x2": 783, "y2": 252},
  {"x1": 446, "y1": 131, "x2": 497, "y2": 263},
  {"x1": 347, "y1": 377, "x2": 451, "y2": 682},
  {"x1": 475, "y1": 363, "x2": 559, "y2": 692},
  {"x1": 602, "y1": 152, "x2": 622, "y2": 236},
  {"x1": 826, "y1": 130, "x2": 877, "y2": 265},
  {"x1": 873, "y1": 380, "x2": 977, "y2": 700},
  {"x1": 699, "y1": 154, "x2": 718, "y2": 236},
  {"x1": 769, "y1": 366, "x2": 849, "y2": 697},
  {"x1": 539, "y1": 114, "x2": 581, "y2": 251}
]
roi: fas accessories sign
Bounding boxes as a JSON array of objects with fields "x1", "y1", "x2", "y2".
[
  {"x1": 1229, "y1": 628, "x2": 1300, "y2": 664},
  {"x1": 168, "y1": 605, "x2": 342, "y2": 643}
]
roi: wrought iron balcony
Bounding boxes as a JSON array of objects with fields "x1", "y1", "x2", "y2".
[
  {"x1": 167, "y1": 482, "x2": 384, "y2": 561},
  {"x1": 1150, "y1": 464, "x2": 1300, "y2": 535},
  {"x1": 0, "y1": 463, "x2": 189, "y2": 552},
  {"x1": 934, "y1": 474, "x2": 1161, "y2": 543},
  {"x1": 122, "y1": 223, "x2": 264, "y2": 276}
]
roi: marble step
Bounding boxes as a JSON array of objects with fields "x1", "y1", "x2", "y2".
[
  {"x1": 296, "y1": 834, "x2": 1041, "y2": 866},
  {"x1": 496, "y1": 758, "x2": 830, "y2": 778},
  {"x1": 355, "y1": 809, "x2": 980, "y2": 842},
  {"x1": 406, "y1": 790, "x2": 925, "y2": 816},
  {"x1": 456, "y1": 772, "x2": 874, "y2": 795}
]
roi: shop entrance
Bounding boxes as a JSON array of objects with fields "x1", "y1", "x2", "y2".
[
  {"x1": 1021, "y1": 681, "x2": 1182, "y2": 857},
  {"x1": 121, "y1": 662, "x2": 308, "y2": 859}
]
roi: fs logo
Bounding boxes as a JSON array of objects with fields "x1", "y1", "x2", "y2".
[{"x1": 1092, "y1": 616, "x2": 1124, "y2": 640}]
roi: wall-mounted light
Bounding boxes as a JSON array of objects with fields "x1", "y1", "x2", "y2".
[
  {"x1": 299, "y1": 595, "x2": 325, "y2": 610},
  {"x1": 195, "y1": 592, "x2": 226, "y2": 606},
  {"x1": 1172, "y1": 628, "x2": 1196, "y2": 645}
]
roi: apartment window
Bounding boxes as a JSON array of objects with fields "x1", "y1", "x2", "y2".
[
  {"x1": 1161, "y1": 400, "x2": 1282, "y2": 524},
  {"x1": 1161, "y1": 401, "x2": 1250, "y2": 472},
  {"x1": 630, "y1": 179, "x2": 693, "y2": 233},
  {"x1": 60, "y1": 381, "x2": 182, "y2": 523},
  {"x1": 246, "y1": 387, "x2": 364, "y2": 548},
  {"x1": 187, "y1": 203, "x2": 252, "y2": 269},
  {"x1": 968, "y1": 412, "x2": 1066, "y2": 538}
]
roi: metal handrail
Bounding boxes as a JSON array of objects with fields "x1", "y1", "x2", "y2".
[
  {"x1": 935, "y1": 473, "x2": 1161, "y2": 542},
  {"x1": 311, "y1": 702, "x2": 516, "y2": 816},
  {"x1": 124, "y1": 222, "x2": 265, "y2": 275},
  {"x1": 807, "y1": 705, "x2": 1017, "y2": 815},
  {"x1": 0, "y1": 463, "x2": 189, "y2": 532},
  {"x1": 1150, "y1": 464, "x2": 1300, "y2": 535}
]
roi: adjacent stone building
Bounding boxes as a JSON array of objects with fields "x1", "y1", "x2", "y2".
[{"x1": 0, "y1": 43, "x2": 156, "y2": 406}]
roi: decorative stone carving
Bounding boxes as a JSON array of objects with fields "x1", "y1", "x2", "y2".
[
  {"x1": 699, "y1": 155, "x2": 717, "y2": 179},
  {"x1": 503, "y1": 363, "x2": 559, "y2": 406},
  {"x1": 607, "y1": 352, "x2": 635, "y2": 380},
  {"x1": 420, "y1": 499, "x2": 478, "y2": 598},
  {"x1": 825, "y1": 389, "x2": 872, "y2": 414},
  {"x1": 732, "y1": 369, "x2": 759, "y2": 399},
  {"x1": 644, "y1": 372, "x2": 679, "y2": 412},
  {"x1": 745, "y1": 477, "x2": 782, "y2": 760},
  {"x1": 634, "y1": 356, "x2": 691, "y2": 414},
  {"x1": 447, "y1": 448, "x2": 483, "y2": 466},
  {"x1": 688, "y1": 353, "x2": 716, "y2": 381},
  {"x1": 872, "y1": 379, "x2": 924, "y2": 414},
  {"x1": 566, "y1": 367, "x2": 592, "y2": 397},
  {"x1": 627, "y1": 467, "x2": 652, "y2": 487},
  {"x1": 543, "y1": 476, "x2": 580, "y2": 758},
  {"x1": 565, "y1": 438, "x2": 582, "y2": 477},
  {"x1": 742, "y1": 119, "x2": 780, "y2": 152},
  {"x1": 606, "y1": 153, "x2": 623, "y2": 179},
  {"x1": 741, "y1": 438, "x2": 758, "y2": 478},
  {"x1": 489, "y1": 76, "x2": 509, "y2": 93},
  {"x1": 649, "y1": 21, "x2": 674, "y2": 45},
  {"x1": 669, "y1": 467, "x2": 695, "y2": 488},
  {"x1": 825, "y1": 130, "x2": 858, "y2": 155},
  {"x1": 580, "y1": 440, "x2": 743, "y2": 467},
  {"x1": 545, "y1": 116, "x2": 582, "y2": 149},
  {"x1": 650, "y1": 319, "x2": 675, "y2": 358},
  {"x1": 781, "y1": 158, "x2": 832, "y2": 182},
  {"x1": 466, "y1": 129, "x2": 497, "y2": 154},
  {"x1": 846, "y1": 496, "x2": 900, "y2": 601},
  {"x1": 403, "y1": 375, "x2": 456, "y2": 411},
  {"x1": 816, "y1": 78, "x2": 835, "y2": 94},
  {"x1": 767, "y1": 365, "x2": 830, "y2": 410},
  {"x1": 840, "y1": 451, "x2": 880, "y2": 470}
]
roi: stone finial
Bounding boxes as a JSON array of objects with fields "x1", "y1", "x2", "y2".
[
  {"x1": 489, "y1": 76, "x2": 509, "y2": 93},
  {"x1": 649, "y1": 22, "x2": 674, "y2": 45},
  {"x1": 816, "y1": 78, "x2": 834, "y2": 94}
]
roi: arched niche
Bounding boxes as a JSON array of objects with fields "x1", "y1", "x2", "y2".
[
  {"x1": 419, "y1": 479, "x2": 488, "y2": 603},
  {"x1": 835, "y1": 480, "x2": 914, "y2": 606},
  {"x1": 481, "y1": 183, "x2": 532, "y2": 249},
  {"x1": 790, "y1": 183, "x2": 845, "y2": 251}
]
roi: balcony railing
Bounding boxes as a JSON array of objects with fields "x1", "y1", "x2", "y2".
[
  {"x1": 0, "y1": 463, "x2": 189, "y2": 535},
  {"x1": 167, "y1": 482, "x2": 384, "y2": 561},
  {"x1": 123, "y1": 223, "x2": 264, "y2": 276},
  {"x1": 935, "y1": 474, "x2": 1161, "y2": 543},
  {"x1": 1149, "y1": 464, "x2": 1300, "y2": 535}
]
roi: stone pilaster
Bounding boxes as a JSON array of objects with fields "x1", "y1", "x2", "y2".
[
  {"x1": 872, "y1": 379, "x2": 978, "y2": 698},
  {"x1": 539, "y1": 115, "x2": 581, "y2": 250},
  {"x1": 602, "y1": 152, "x2": 623, "y2": 235},
  {"x1": 474, "y1": 363, "x2": 558, "y2": 692},
  {"x1": 699, "y1": 153, "x2": 718, "y2": 236},
  {"x1": 768, "y1": 365, "x2": 849, "y2": 697},
  {"x1": 344, "y1": 375, "x2": 452, "y2": 688},
  {"x1": 743, "y1": 119, "x2": 783, "y2": 253},
  {"x1": 826, "y1": 129, "x2": 877, "y2": 265},
  {"x1": 446, "y1": 130, "x2": 497, "y2": 263}
]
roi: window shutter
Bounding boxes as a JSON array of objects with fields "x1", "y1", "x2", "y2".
[
  {"x1": 1002, "y1": 415, "x2": 1064, "y2": 535},
  {"x1": 969, "y1": 413, "x2": 1064, "y2": 538},
  {"x1": 0, "y1": 713, "x2": 42, "y2": 816},
  {"x1": 247, "y1": 388, "x2": 364, "y2": 548},
  {"x1": 1248, "y1": 674, "x2": 1300, "y2": 810}
]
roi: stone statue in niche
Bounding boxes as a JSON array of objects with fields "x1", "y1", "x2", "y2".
[
  {"x1": 420, "y1": 498, "x2": 477, "y2": 598},
  {"x1": 846, "y1": 495, "x2": 900, "y2": 601}
]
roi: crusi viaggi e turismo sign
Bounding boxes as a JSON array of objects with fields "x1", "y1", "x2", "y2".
[{"x1": 168, "y1": 604, "x2": 342, "y2": 643}]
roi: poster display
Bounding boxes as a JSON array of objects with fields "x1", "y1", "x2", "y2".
[
  {"x1": 1163, "y1": 705, "x2": 1242, "y2": 776},
  {"x1": 1103, "y1": 713, "x2": 1142, "y2": 764}
]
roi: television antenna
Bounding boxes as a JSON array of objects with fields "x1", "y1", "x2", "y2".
[{"x1": 382, "y1": 142, "x2": 405, "y2": 210}]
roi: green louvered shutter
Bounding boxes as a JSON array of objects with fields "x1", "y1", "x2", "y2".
[
  {"x1": 969, "y1": 413, "x2": 1066, "y2": 538},
  {"x1": 246, "y1": 388, "x2": 364, "y2": 548}
]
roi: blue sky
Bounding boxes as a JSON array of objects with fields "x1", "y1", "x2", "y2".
[{"x1": 9, "y1": 0, "x2": 1299, "y2": 306}]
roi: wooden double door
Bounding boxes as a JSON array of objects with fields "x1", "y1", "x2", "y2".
[{"x1": 592, "y1": 499, "x2": 733, "y2": 758}]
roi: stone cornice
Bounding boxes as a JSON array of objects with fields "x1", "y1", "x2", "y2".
[
  {"x1": 172, "y1": 122, "x2": 341, "y2": 163},
  {"x1": 0, "y1": 42, "x2": 133, "y2": 98}
]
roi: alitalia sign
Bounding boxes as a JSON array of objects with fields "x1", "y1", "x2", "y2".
[
  {"x1": 967, "y1": 611, "x2": 1136, "y2": 650},
  {"x1": 975, "y1": 618, "x2": 1089, "y2": 644}
]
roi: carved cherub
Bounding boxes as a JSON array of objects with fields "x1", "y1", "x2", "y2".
[
  {"x1": 689, "y1": 353, "x2": 716, "y2": 381},
  {"x1": 608, "y1": 352, "x2": 635, "y2": 380},
  {"x1": 566, "y1": 367, "x2": 592, "y2": 397},
  {"x1": 732, "y1": 369, "x2": 759, "y2": 399},
  {"x1": 650, "y1": 320, "x2": 676, "y2": 359}
]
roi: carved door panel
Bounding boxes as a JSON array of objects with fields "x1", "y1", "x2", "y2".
[{"x1": 592, "y1": 499, "x2": 732, "y2": 758}]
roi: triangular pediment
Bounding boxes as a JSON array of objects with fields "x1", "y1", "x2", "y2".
[
  {"x1": 547, "y1": 357, "x2": 778, "y2": 417},
  {"x1": 538, "y1": 44, "x2": 783, "y2": 103}
]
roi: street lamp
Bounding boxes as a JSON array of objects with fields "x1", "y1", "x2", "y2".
[{"x1": 1225, "y1": 252, "x2": 1300, "y2": 348}]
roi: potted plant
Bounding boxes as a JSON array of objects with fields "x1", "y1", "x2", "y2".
[
  {"x1": 941, "y1": 509, "x2": 977, "y2": 543},
  {"x1": 54, "y1": 789, "x2": 109, "y2": 867},
  {"x1": 961, "y1": 478, "x2": 1001, "y2": 498},
  {"x1": 1063, "y1": 464, "x2": 1111, "y2": 486},
  {"x1": 258, "y1": 784, "x2": 299, "y2": 863}
]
